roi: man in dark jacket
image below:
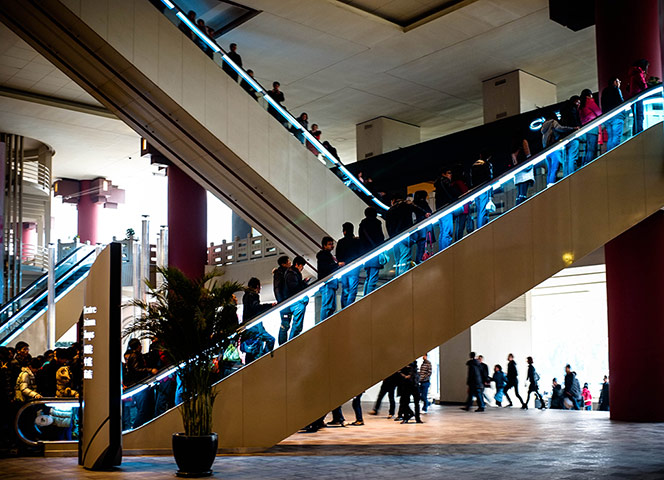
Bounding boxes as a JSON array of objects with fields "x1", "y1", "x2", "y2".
[
  {"x1": 559, "y1": 95, "x2": 582, "y2": 176},
  {"x1": 524, "y1": 356, "x2": 546, "y2": 410},
  {"x1": 336, "y1": 223, "x2": 363, "y2": 308},
  {"x1": 433, "y1": 168, "x2": 457, "y2": 250},
  {"x1": 273, "y1": 256, "x2": 292, "y2": 345},
  {"x1": 599, "y1": 375, "x2": 610, "y2": 411},
  {"x1": 279, "y1": 256, "x2": 309, "y2": 344},
  {"x1": 550, "y1": 378, "x2": 564, "y2": 409},
  {"x1": 471, "y1": 153, "x2": 494, "y2": 228},
  {"x1": 478, "y1": 355, "x2": 491, "y2": 406},
  {"x1": 359, "y1": 207, "x2": 385, "y2": 295},
  {"x1": 563, "y1": 364, "x2": 582, "y2": 410},
  {"x1": 241, "y1": 277, "x2": 276, "y2": 363},
  {"x1": 463, "y1": 352, "x2": 485, "y2": 412},
  {"x1": 601, "y1": 77, "x2": 626, "y2": 151},
  {"x1": 385, "y1": 197, "x2": 417, "y2": 275},
  {"x1": 126, "y1": 338, "x2": 158, "y2": 427},
  {"x1": 223, "y1": 43, "x2": 242, "y2": 82},
  {"x1": 316, "y1": 237, "x2": 339, "y2": 321},
  {"x1": 504, "y1": 353, "x2": 525, "y2": 408},
  {"x1": 397, "y1": 362, "x2": 423, "y2": 423}
]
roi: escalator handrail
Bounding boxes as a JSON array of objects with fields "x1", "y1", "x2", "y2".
[
  {"x1": 0, "y1": 249, "x2": 97, "y2": 345},
  {"x1": 14, "y1": 397, "x2": 80, "y2": 446},
  {"x1": 0, "y1": 245, "x2": 91, "y2": 316},
  {"x1": 154, "y1": 0, "x2": 389, "y2": 211},
  {"x1": 121, "y1": 83, "x2": 663, "y2": 429}
]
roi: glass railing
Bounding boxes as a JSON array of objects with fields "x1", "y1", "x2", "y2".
[
  {"x1": 0, "y1": 245, "x2": 96, "y2": 346},
  {"x1": 151, "y1": 0, "x2": 389, "y2": 211},
  {"x1": 118, "y1": 84, "x2": 663, "y2": 434}
]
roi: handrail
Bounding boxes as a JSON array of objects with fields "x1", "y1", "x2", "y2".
[
  {"x1": 153, "y1": 0, "x2": 389, "y2": 211},
  {"x1": 14, "y1": 398, "x2": 79, "y2": 446}
]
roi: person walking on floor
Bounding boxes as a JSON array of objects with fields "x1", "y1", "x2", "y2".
[
  {"x1": 335, "y1": 223, "x2": 363, "y2": 308},
  {"x1": 491, "y1": 364, "x2": 507, "y2": 407},
  {"x1": 582, "y1": 382, "x2": 593, "y2": 411},
  {"x1": 524, "y1": 356, "x2": 546, "y2": 410},
  {"x1": 397, "y1": 362, "x2": 423, "y2": 423},
  {"x1": 463, "y1": 352, "x2": 485, "y2": 412},
  {"x1": 369, "y1": 371, "x2": 400, "y2": 418},
  {"x1": 478, "y1": 355, "x2": 492, "y2": 407},
  {"x1": 350, "y1": 392, "x2": 365, "y2": 426},
  {"x1": 599, "y1": 375, "x2": 609, "y2": 411},
  {"x1": 504, "y1": 353, "x2": 525, "y2": 408},
  {"x1": 563, "y1": 364, "x2": 582, "y2": 410},
  {"x1": 419, "y1": 354, "x2": 432, "y2": 413}
]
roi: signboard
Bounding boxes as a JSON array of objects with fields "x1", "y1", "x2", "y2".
[{"x1": 79, "y1": 243, "x2": 122, "y2": 470}]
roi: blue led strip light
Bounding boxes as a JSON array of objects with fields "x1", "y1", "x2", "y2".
[{"x1": 157, "y1": 0, "x2": 388, "y2": 211}]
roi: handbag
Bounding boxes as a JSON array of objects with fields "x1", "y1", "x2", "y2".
[
  {"x1": 378, "y1": 252, "x2": 389, "y2": 266},
  {"x1": 421, "y1": 231, "x2": 435, "y2": 261}
]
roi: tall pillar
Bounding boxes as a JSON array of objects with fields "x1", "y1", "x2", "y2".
[
  {"x1": 605, "y1": 211, "x2": 664, "y2": 421},
  {"x1": 77, "y1": 179, "x2": 99, "y2": 244},
  {"x1": 168, "y1": 164, "x2": 207, "y2": 279},
  {"x1": 595, "y1": 0, "x2": 663, "y2": 93}
]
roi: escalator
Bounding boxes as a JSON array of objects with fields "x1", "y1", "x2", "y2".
[
  {"x1": 0, "y1": 245, "x2": 96, "y2": 348},
  {"x1": 16, "y1": 87, "x2": 664, "y2": 453},
  {"x1": 0, "y1": 0, "x2": 377, "y2": 260}
]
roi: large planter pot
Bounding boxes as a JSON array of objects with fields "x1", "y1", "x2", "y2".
[{"x1": 172, "y1": 433, "x2": 218, "y2": 478}]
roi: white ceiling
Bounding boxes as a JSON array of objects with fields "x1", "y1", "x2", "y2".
[{"x1": 0, "y1": 0, "x2": 598, "y2": 177}]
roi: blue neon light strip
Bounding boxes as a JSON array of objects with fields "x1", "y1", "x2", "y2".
[{"x1": 159, "y1": 0, "x2": 387, "y2": 210}]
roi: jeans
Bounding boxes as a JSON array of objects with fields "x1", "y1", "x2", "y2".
[
  {"x1": 475, "y1": 191, "x2": 490, "y2": 228},
  {"x1": 340, "y1": 269, "x2": 359, "y2": 308},
  {"x1": 606, "y1": 114, "x2": 625, "y2": 151},
  {"x1": 278, "y1": 297, "x2": 308, "y2": 343},
  {"x1": 583, "y1": 128, "x2": 598, "y2": 165},
  {"x1": 364, "y1": 266, "x2": 381, "y2": 295},
  {"x1": 633, "y1": 100, "x2": 644, "y2": 134},
  {"x1": 320, "y1": 279, "x2": 338, "y2": 321},
  {"x1": 373, "y1": 381, "x2": 396, "y2": 415},
  {"x1": 393, "y1": 239, "x2": 411, "y2": 276},
  {"x1": 564, "y1": 138, "x2": 579, "y2": 176},
  {"x1": 465, "y1": 388, "x2": 485, "y2": 410},
  {"x1": 546, "y1": 150, "x2": 561, "y2": 185},
  {"x1": 277, "y1": 308, "x2": 293, "y2": 345},
  {"x1": 418, "y1": 381, "x2": 430, "y2": 412},
  {"x1": 331, "y1": 405, "x2": 345, "y2": 423},
  {"x1": 133, "y1": 387, "x2": 154, "y2": 428},
  {"x1": 352, "y1": 393, "x2": 363, "y2": 422},
  {"x1": 438, "y1": 214, "x2": 453, "y2": 251},
  {"x1": 494, "y1": 387, "x2": 504, "y2": 404},
  {"x1": 515, "y1": 181, "x2": 531, "y2": 206},
  {"x1": 154, "y1": 376, "x2": 175, "y2": 416},
  {"x1": 244, "y1": 322, "x2": 275, "y2": 362},
  {"x1": 453, "y1": 211, "x2": 468, "y2": 241}
]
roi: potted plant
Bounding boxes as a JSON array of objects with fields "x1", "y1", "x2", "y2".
[{"x1": 125, "y1": 267, "x2": 242, "y2": 477}]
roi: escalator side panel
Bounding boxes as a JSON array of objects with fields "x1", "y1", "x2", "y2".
[{"x1": 123, "y1": 126, "x2": 664, "y2": 452}]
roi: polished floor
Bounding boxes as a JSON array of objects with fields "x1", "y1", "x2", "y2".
[{"x1": 2, "y1": 404, "x2": 664, "y2": 479}]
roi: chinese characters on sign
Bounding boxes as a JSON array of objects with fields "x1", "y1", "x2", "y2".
[{"x1": 83, "y1": 305, "x2": 97, "y2": 381}]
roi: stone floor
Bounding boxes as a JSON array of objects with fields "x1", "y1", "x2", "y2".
[{"x1": 3, "y1": 404, "x2": 664, "y2": 479}]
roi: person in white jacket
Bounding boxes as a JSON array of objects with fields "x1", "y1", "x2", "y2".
[{"x1": 15, "y1": 357, "x2": 42, "y2": 402}]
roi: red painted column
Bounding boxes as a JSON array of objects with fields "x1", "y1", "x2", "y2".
[
  {"x1": 168, "y1": 164, "x2": 207, "y2": 279},
  {"x1": 77, "y1": 179, "x2": 99, "y2": 244},
  {"x1": 595, "y1": 0, "x2": 663, "y2": 93},
  {"x1": 605, "y1": 211, "x2": 664, "y2": 421}
]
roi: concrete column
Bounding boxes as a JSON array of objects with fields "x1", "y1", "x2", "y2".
[
  {"x1": 482, "y1": 70, "x2": 557, "y2": 123},
  {"x1": 595, "y1": 0, "x2": 663, "y2": 94},
  {"x1": 77, "y1": 179, "x2": 99, "y2": 244},
  {"x1": 167, "y1": 164, "x2": 207, "y2": 279},
  {"x1": 21, "y1": 222, "x2": 36, "y2": 260},
  {"x1": 356, "y1": 117, "x2": 420, "y2": 161},
  {"x1": 605, "y1": 211, "x2": 664, "y2": 422}
]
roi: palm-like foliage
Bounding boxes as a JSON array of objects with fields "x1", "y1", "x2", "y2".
[{"x1": 124, "y1": 267, "x2": 243, "y2": 436}]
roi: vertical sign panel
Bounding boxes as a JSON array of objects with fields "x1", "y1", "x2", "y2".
[{"x1": 79, "y1": 243, "x2": 122, "y2": 469}]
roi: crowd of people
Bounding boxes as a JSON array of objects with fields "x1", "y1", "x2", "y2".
[
  {"x1": 463, "y1": 352, "x2": 609, "y2": 412},
  {"x1": 0, "y1": 342, "x2": 82, "y2": 448}
]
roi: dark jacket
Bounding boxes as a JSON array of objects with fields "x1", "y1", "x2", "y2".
[
  {"x1": 242, "y1": 290, "x2": 272, "y2": 322},
  {"x1": 550, "y1": 384, "x2": 564, "y2": 409},
  {"x1": 466, "y1": 358, "x2": 484, "y2": 389},
  {"x1": 125, "y1": 351, "x2": 152, "y2": 387},
  {"x1": 36, "y1": 360, "x2": 60, "y2": 397},
  {"x1": 560, "y1": 102, "x2": 582, "y2": 128},
  {"x1": 471, "y1": 159, "x2": 493, "y2": 186},
  {"x1": 479, "y1": 362, "x2": 490, "y2": 386},
  {"x1": 507, "y1": 360, "x2": 518, "y2": 385},
  {"x1": 336, "y1": 234, "x2": 363, "y2": 265},
  {"x1": 413, "y1": 199, "x2": 432, "y2": 224},
  {"x1": 564, "y1": 372, "x2": 582, "y2": 399},
  {"x1": 527, "y1": 364, "x2": 538, "y2": 385},
  {"x1": 285, "y1": 266, "x2": 307, "y2": 298},
  {"x1": 492, "y1": 370, "x2": 507, "y2": 389},
  {"x1": 316, "y1": 250, "x2": 338, "y2": 279},
  {"x1": 358, "y1": 217, "x2": 385, "y2": 254},
  {"x1": 599, "y1": 381, "x2": 610, "y2": 411},
  {"x1": 385, "y1": 201, "x2": 417, "y2": 238},
  {"x1": 601, "y1": 85, "x2": 624, "y2": 113},
  {"x1": 433, "y1": 176, "x2": 459, "y2": 210},
  {"x1": 273, "y1": 265, "x2": 289, "y2": 303}
]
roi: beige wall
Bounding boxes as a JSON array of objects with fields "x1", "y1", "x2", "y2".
[{"x1": 483, "y1": 70, "x2": 557, "y2": 123}]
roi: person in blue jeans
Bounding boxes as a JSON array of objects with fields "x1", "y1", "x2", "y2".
[
  {"x1": 316, "y1": 236, "x2": 339, "y2": 321},
  {"x1": 541, "y1": 111, "x2": 578, "y2": 186},
  {"x1": 418, "y1": 353, "x2": 432, "y2": 412},
  {"x1": 273, "y1": 256, "x2": 292, "y2": 346},
  {"x1": 336, "y1": 223, "x2": 363, "y2": 308},
  {"x1": 385, "y1": 197, "x2": 418, "y2": 276},
  {"x1": 241, "y1": 277, "x2": 276, "y2": 362},
  {"x1": 280, "y1": 256, "x2": 310, "y2": 343},
  {"x1": 358, "y1": 208, "x2": 385, "y2": 295},
  {"x1": 471, "y1": 154, "x2": 494, "y2": 228},
  {"x1": 601, "y1": 77, "x2": 626, "y2": 151}
]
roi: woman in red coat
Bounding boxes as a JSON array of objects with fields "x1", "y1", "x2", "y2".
[{"x1": 628, "y1": 59, "x2": 649, "y2": 134}]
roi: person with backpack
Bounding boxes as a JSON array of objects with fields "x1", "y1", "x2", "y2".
[{"x1": 524, "y1": 356, "x2": 545, "y2": 410}]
